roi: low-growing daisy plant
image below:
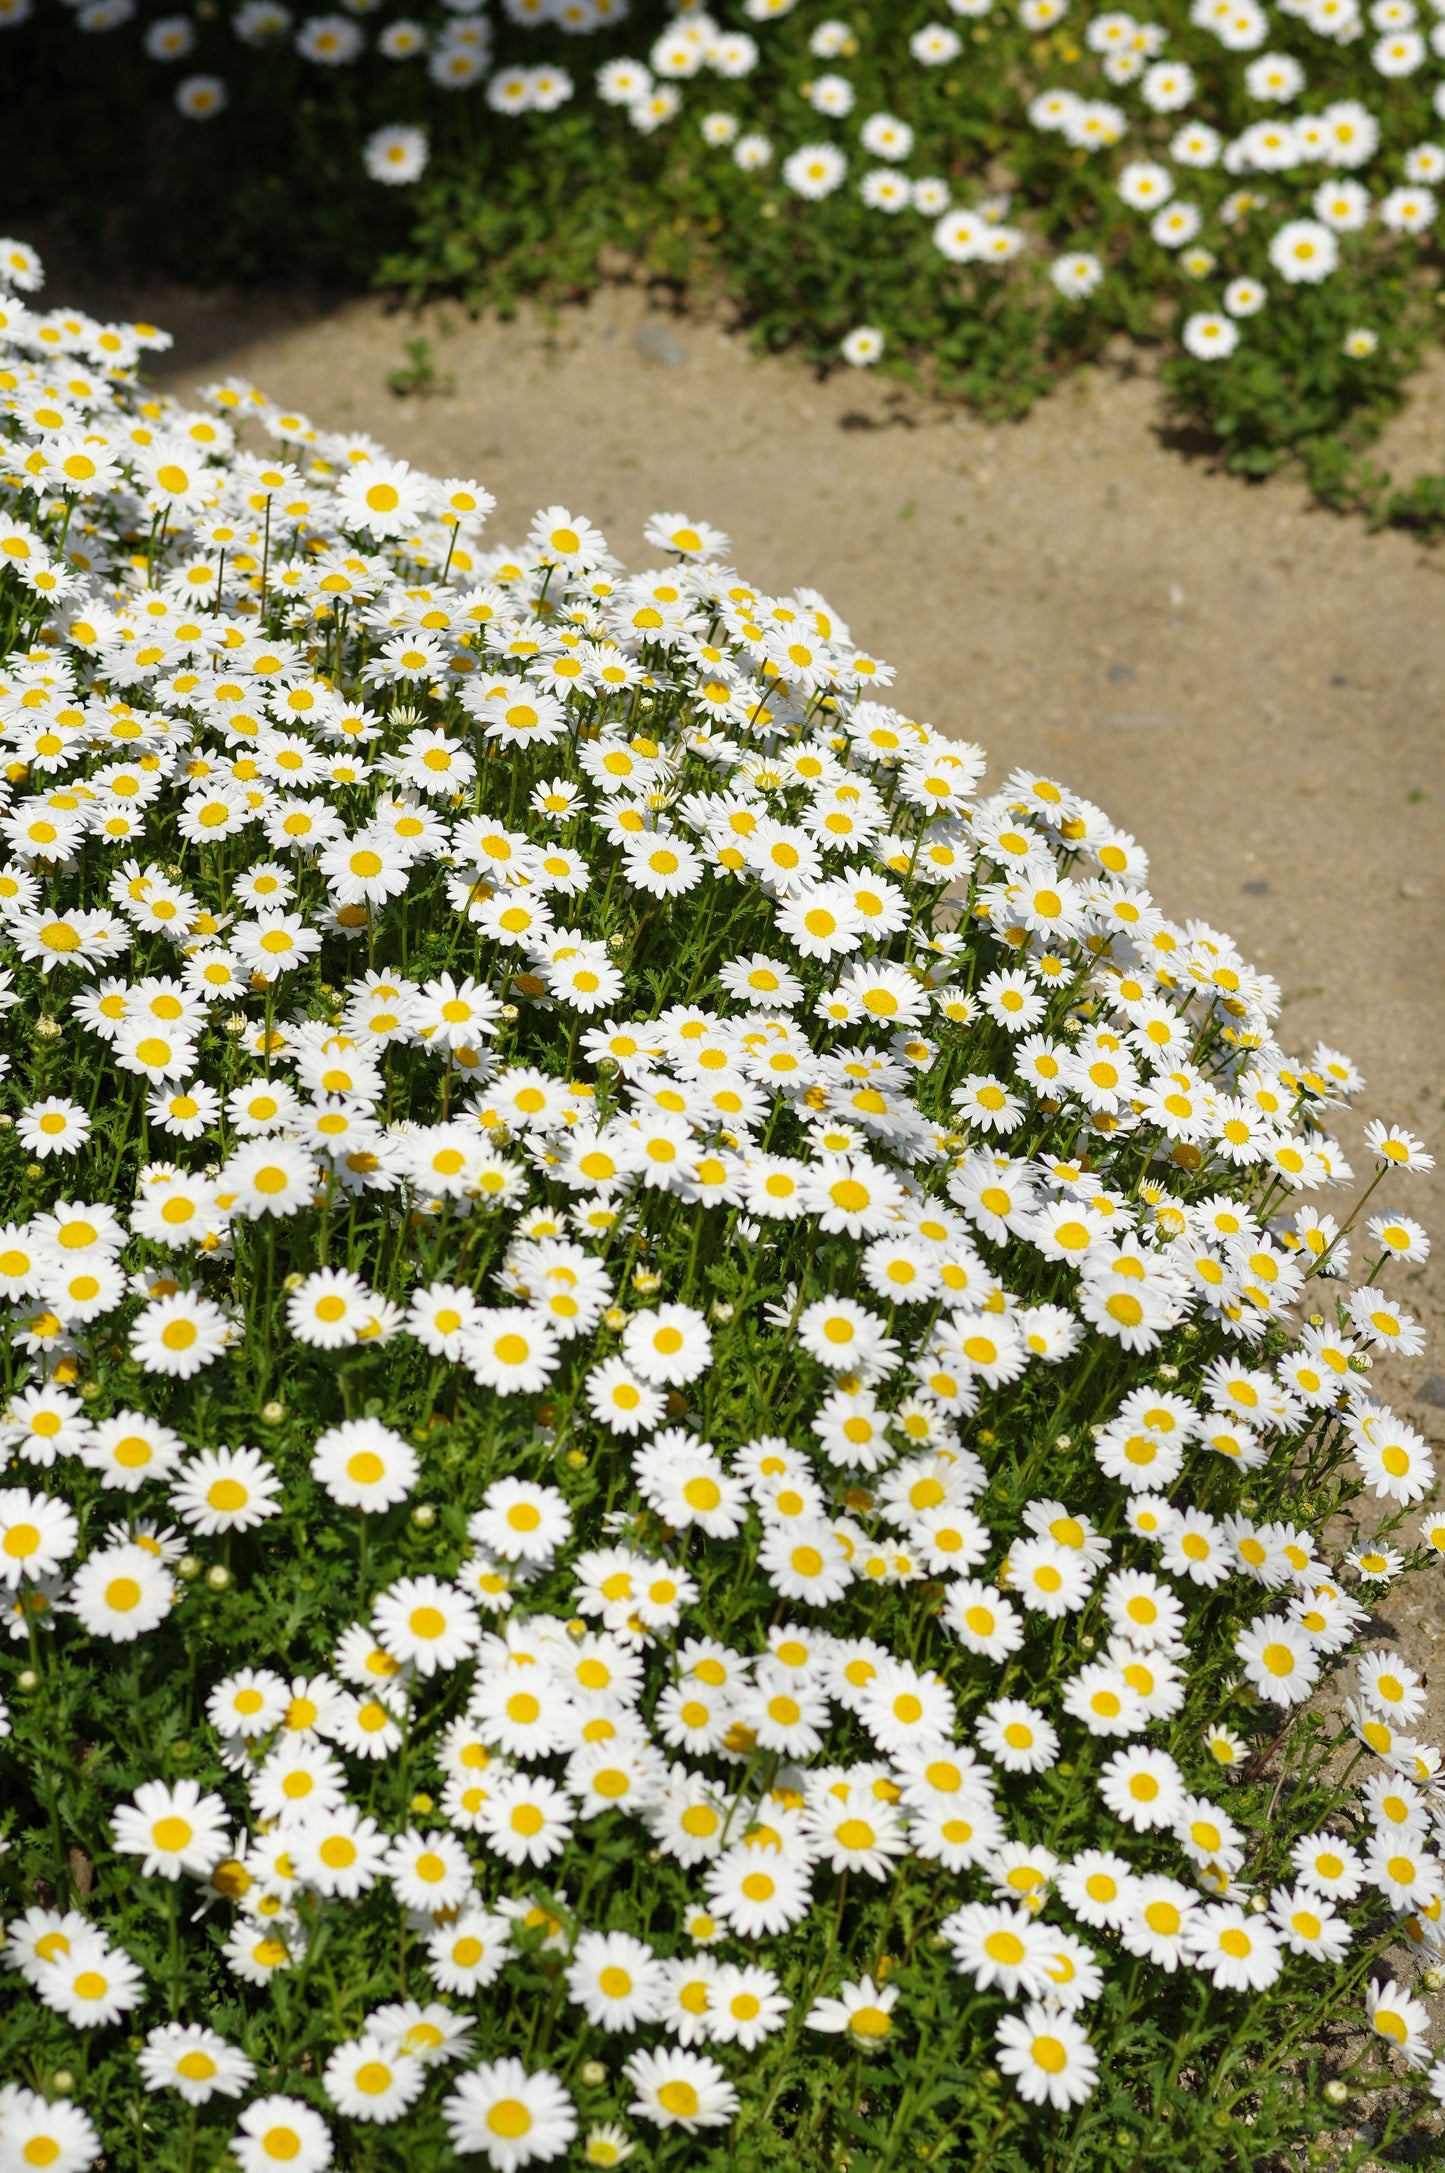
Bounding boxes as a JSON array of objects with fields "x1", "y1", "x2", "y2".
[
  {"x1": 9, "y1": 0, "x2": 1445, "y2": 519},
  {"x1": 0, "y1": 240, "x2": 1441, "y2": 2172}
]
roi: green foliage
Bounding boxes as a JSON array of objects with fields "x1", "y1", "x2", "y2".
[{"x1": 388, "y1": 336, "x2": 456, "y2": 397}]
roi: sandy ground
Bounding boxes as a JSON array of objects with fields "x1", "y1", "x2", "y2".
[{"x1": 38, "y1": 259, "x2": 1445, "y2": 1705}]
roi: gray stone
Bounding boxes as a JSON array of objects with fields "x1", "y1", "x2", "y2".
[{"x1": 634, "y1": 323, "x2": 687, "y2": 369}]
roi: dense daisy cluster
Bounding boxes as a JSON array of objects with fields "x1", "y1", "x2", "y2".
[
  {"x1": 0, "y1": 241, "x2": 1441, "y2": 2173},
  {"x1": 13, "y1": 0, "x2": 1445, "y2": 387}
]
